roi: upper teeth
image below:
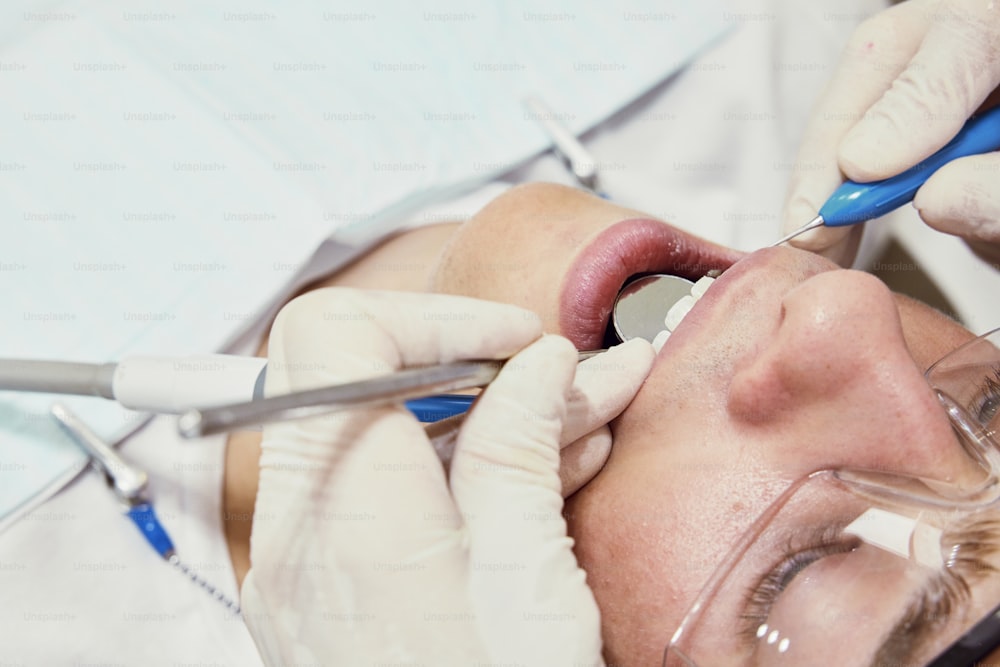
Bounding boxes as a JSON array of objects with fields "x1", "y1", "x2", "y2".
[{"x1": 651, "y1": 275, "x2": 716, "y2": 353}]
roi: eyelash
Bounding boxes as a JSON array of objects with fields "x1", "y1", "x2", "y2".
[
  {"x1": 878, "y1": 521, "x2": 1000, "y2": 656},
  {"x1": 739, "y1": 525, "x2": 859, "y2": 642},
  {"x1": 736, "y1": 364, "x2": 1000, "y2": 638},
  {"x1": 969, "y1": 364, "x2": 1000, "y2": 425},
  {"x1": 738, "y1": 519, "x2": 1000, "y2": 649}
]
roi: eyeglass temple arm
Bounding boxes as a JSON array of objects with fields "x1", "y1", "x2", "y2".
[{"x1": 926, "y1": 599, "x2": 1000, "y2": 667}]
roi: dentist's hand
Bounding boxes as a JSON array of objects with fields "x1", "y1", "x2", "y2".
[
  {"x1": 240, "y1": 288, "x2": 653, "y2": 667},
  {"x1": 783, "y1": 0, "x2": 1000, "y2": 266}
]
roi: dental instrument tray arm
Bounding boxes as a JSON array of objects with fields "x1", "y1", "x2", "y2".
[{"x1": 0, "y1": 359, "x2": 116, "y2": 398}]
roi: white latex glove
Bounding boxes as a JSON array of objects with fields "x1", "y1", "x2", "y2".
[
  {"x1": 782, "y1": 0, "x2": 1000, "y2": 266},
  {"x1": 240, "y1": 288, "x2": 653, "y2": 667}
]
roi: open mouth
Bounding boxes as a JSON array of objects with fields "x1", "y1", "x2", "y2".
[{"x1": 558, "y1": 219, "x2": 744, "y2": 350}]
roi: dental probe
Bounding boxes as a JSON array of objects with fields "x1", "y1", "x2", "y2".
[
  {"x1": 773, "y1": 105, "x2": 1000, "y2": 247},
  {"x1": 0, "y1": 355, "x2": 479, "y2": 421},
  {"x1": 0, "y1": 350, "x2": 601, "y2": 430},
  {"x1": 2, "y1": 270, "x2": 710, "y2": 426},
  {"x1": 178, "y1": 350, "x2": 606, "y2": 438},
  {"x1": 179, "y1": 271, "x2": 719, "y2": 438}
]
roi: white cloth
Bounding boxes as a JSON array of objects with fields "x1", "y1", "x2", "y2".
[
  {"x1": 467, "y1": 0, "x2": 899, "y2": 261},
  {"x1": 3, "y1": 0, "x2": 996, "y2": 665},
  {"x1": 0, "y1": 418, "x2": 261, "y2": 665},
  {"x1": 0, "y1": 0, "x2": 728, "y2": 528}
]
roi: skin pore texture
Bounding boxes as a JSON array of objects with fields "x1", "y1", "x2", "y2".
[{"x1": 224, "y1": 183, "x2": 992, "y2": 665}]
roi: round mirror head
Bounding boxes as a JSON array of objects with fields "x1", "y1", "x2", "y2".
[{"x1": 612, "y1": 274, "x2": 695, "y2": 343}]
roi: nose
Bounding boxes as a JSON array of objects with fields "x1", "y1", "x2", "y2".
[{"x1": 727, "y1": 270, "x2": 983, "y2": 486}]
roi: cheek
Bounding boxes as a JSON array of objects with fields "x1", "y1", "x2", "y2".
[
  {"x1": 430, "y1": 218, "x2": 574, "y2": 330},
  {"x1": 565, "y1": 453, "x2": 780, "y2": 665},
  {"x1": 565, "y1": 465, "x2": 687, "y2": 665}
]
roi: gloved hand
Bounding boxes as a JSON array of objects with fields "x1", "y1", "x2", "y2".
[
  {"x1": 782, "y1": 0, "x2": 1000, "y2": 266},
  {"x1": 240, "y1": 288, "x2": 653, "y2": 667}
]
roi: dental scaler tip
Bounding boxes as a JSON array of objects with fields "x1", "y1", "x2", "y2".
[
  {"x1": 770, "y1": 215, "x2": 824, "y2": 248},
  {"x1": 768, "y1": 106, "x2": 1000, "y2": 249}
]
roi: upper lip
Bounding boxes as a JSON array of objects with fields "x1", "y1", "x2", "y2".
[{"x1": 558, "y1": 218, "x2": 744, "y2": 350}]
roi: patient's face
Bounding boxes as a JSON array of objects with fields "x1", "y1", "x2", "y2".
[{"x1": 430, "y1": 183, "x2": 988, "y2": 665}]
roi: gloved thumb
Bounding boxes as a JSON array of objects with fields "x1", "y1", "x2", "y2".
[
  {"x1": 914, "y1": 152, "x2": 1000, "y2": 263},
  {"x1": 839, "y1": 2, "x2": 1000, "y2": 183},
  {"x1": 779, "y1": 1, "x2": 924, "y2": 265}
]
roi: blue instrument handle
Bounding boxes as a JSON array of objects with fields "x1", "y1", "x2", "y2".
[
  {"x1": 127, "y1": 502, "x2": 176, "y2": 559},
  {"x1": 406, "y1": 394, "x2": 474, "y2": 422},
  {"x1": 819, "y1": 105, "x2": 1000, "y2": 227}
]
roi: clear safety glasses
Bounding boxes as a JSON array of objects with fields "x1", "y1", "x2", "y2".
[{"x1": 665, "y1": 327, "x2": 1000, "y2": 667}]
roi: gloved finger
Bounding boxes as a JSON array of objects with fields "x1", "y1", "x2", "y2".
[
  {"x1": 914, "y1": 152, "x2": 1000, "y2": 249},
  {"x1": 840, "y1": 0, "x2": 1000, "y2": 182},
  {"x1": 249, "y1": 410, "x2": 485, "y2": 664},
  {"x1": 559, "y1": 425, "x2": 612, "y2": 497},
  {"x1": 246, "y1": 416, "x2": 473, "y2": 662},
  {"x1": 256, "y1": 288, "x2": 544, "y2": 539},
  {"x1": 561, "y1": 338, "x2": 654, "y2": 446},
  {"x1": 258, "y1": 287, "x2": 543, "y2": 527},
  {"x1": 248, "y1": 291, "x2": 545, "y2": 649},
  {"x1": 450, "y1": 334, "x2": 576, "y2": 500},
  {"x1": 556, "y1": 339, "x2": 653, "y2": 498},
  {"x1": 428, "y1": 416, "x2": 613, "y2": 499},
  {"x1": 782, "y1": 1, "x2": 928, "y2": 263},
  {"x1": 239, "y1": 584, "x2": 287, "y2": 666},
  {"x1": 267, "y1": 288, "x2": 543, "y2": 398},
  {"x1": 427, "y1": 419, "x2": 614, "y2": 498},
  {"x1": 258, "y1": 288, "x2": 545, "y2": 483},
  {"x1": 422, "y1": 339, "x2": 652, "y2": 484},
  {"x1": 450, "y1": 336, "x2": 602, "y2": 664}
]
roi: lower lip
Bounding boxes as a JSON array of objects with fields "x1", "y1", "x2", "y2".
[{"x1": 559, "y1": 219, "x2": 742, "y2": 350}]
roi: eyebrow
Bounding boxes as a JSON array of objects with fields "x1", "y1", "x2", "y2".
[
  {"x1": 871, "y1": 519, "x2": 1000, "y2": 666},
  {"x1": 868, "y1": 586, "x2": 942, "y2": 667}
]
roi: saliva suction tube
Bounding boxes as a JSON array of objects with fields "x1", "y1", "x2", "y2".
[{"x1": 608, "y1": 270, "x2": 721, "y2": 351}]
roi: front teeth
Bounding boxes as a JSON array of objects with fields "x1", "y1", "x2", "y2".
[
  {"x1": 690, "y1": 275, "x2": 716, "y2": 298},
  {"x1": 651, "y1": 329, "x2": 672, "y2": 352},
  {"x1": 651, "y1": 275, "x2": 716, "y2": 353},
  {"x1": 664, "y1": 294, "x2": 697, "y2": 331}
]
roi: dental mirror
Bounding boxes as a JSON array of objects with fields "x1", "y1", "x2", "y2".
[{"x1": 612, "y1": 274, "x2": 695, "y2": 343}]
